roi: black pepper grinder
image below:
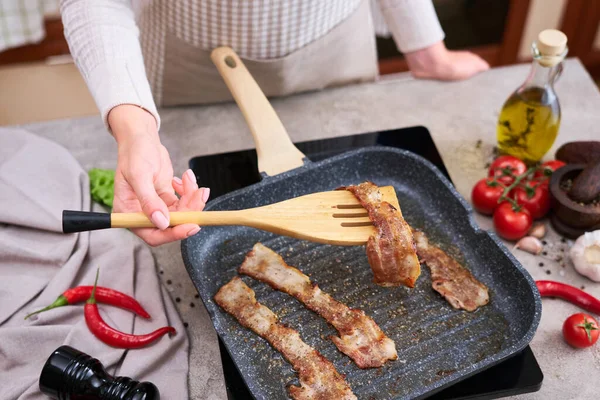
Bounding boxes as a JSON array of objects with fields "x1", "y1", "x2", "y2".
[{"x1": 39, "y1": 345, "x2": 160, "y2": 400}]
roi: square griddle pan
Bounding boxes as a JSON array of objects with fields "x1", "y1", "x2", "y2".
[{"x1": 181, "y1": 47, "x2": 541, "y2": 400}]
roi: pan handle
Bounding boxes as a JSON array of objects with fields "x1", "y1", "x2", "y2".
[{"x1": 210, "y1": 47, "x2": 307, "y2": 177}]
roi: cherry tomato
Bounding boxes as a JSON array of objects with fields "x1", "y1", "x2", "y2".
[
  {"x1": 492, "y1": 202, "x2": 532, "y2": 240},
  {"x1": 562, "y1": 313, "x2": 599, "y2": 348},
  {"x1": 534, "y1": 160, "x2": 566, "y2": 180},
  {"x1": 512, "y1": 181, "x2": 550, "y2": 219},
  {"x1": 488, "y1": 156, "x2": 527, "y2": 185},
  {"x1": 471, "y1": 178, "x2": 505, "y2": 215}
]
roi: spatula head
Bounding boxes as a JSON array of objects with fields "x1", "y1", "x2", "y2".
[{"x1": 254, "y1": 186, "x2": 399, "y2": 245}]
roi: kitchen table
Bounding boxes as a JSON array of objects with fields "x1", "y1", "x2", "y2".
[{"x1": 15, "y1": 58, "x2": 600, "y2": 399}]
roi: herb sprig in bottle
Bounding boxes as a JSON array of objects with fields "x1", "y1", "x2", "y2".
[{"x1": 497, "y1": 29, "x2": 568, "y2": 163}]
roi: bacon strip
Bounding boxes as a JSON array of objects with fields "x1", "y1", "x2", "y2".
[
  {"x1": 214, "y1": 277, "x2": 357, "y2": 400},
  {"x1": 412, "y1": 230, "x2": 489, "y2": 311},
  {"x1": 345, "y1": 182, "x2": 421, "y2": 288},
  {"x1": 239, "y1": 243, "x2": 397, "y2": 368}
]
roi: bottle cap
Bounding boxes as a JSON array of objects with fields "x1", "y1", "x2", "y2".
[{"x1": 536, "y1": 29, "x2": 568, "y2": 67}]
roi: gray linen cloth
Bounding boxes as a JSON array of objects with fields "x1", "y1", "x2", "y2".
[{"x1": 0, "y1": 128, "x2": 189, "y2": 399}]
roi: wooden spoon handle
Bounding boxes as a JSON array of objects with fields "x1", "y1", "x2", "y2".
[
  {"x1": 210, "y1": 46, "x2": 306, "y2": 176},
  {"x1": 62, "y1": 210, "x2": 248, "y2": 233}
]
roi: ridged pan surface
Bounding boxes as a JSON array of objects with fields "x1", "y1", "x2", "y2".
[{"x1": 182, "y1": 147, "x2": 541, "y2": 400}]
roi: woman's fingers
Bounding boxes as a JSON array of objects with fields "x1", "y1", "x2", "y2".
[
  {"x1": 173, "y1": 169, "x2": 210, "y2": 209},
  {"x1": 202, "y1": 187, "x2": 210, "y2": 203},
  {"x1": 179, "y1": 187, "x2": 207, "y2": 210},
  {"x1": 133, "y1": 223, "x2": 201, "y2": 247},
  {"x1": 158, "y1": 187, "x2": 179, "y2": 208},
  {"x1": 172, "y1": 176, "x2": 184, "y2": 196},
  {"x1": 183, "y1": 169, "x2": 198, "y2": 192},
  {"x1": 132, "y1": 169, "x2": 210, "y2": 246},
  {"x1": 127, "y1": 170, "x2": 170, "y2": 230},
  {"x1": 173, "y1": 169, "x2": 197, "y2": 198}
]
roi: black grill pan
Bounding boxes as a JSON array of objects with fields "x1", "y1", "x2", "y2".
[
  {"x1": 182, "y1": 48, "x2": 541, "y2": 400},
  {"x1": 182, "y1": 146, "x2": 541, "y2": 399}
]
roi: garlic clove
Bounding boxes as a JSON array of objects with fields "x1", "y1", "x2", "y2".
[
  {"x1": 514, "y1": 236, "x2": 543, "y2": 255},
  {"x1": 528, "y1": 223, "x2": 546, "y2": 239}
]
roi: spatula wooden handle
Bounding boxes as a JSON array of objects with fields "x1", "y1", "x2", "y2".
[
  {"x1": 210, "y1": 47, "x2": 306, "y2": 176},
  {"x1": 62, "y1": 210, "x2": 247, "y2": 233}
]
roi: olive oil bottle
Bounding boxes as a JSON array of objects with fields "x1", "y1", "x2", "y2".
[{"x1": 497, "y1": 29, "x2": 568, "y2": 163}]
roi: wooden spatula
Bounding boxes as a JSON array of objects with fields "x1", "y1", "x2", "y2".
[{"x1": 62, "y1": 186, "x2": 399, "y2": 245}]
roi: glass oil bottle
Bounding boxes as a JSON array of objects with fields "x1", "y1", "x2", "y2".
[{"x1": 497, "y1": 29, "x2": 568, "y2": 163}]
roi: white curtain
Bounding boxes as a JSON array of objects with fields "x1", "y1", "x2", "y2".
[{"x1": 0, "y1": 0, "x2": 60, "y2": 52}]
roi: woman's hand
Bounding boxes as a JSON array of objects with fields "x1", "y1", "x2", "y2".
[
  {"x1": 405, "y1": 40, "x2": 489, "y2": 81},
  {"x1": 109, "y1": 105, "x2": 209, "y2": 246}
]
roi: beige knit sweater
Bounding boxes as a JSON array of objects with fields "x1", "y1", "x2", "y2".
[{"x1": 60, "y1": 0, "x2": 444, "y2": 129}]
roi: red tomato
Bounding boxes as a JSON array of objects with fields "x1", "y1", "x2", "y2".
[
  {"x1": 493, "y1": 202, "x2": 532, "y2": 240},
  {"x1": 534, "y1": 160, "x2": 566, "y2": 179},
  {"x1": 562, "y1": 313, "x2": 599, "y2": 348},
  {"x1": 512, "y1": 181, "x2": 550, "y2": 219},
  {"x1": 471, "y1": 178, "x2": 505, "y2": 215},
  {"x1": 488, "y1": 156, "x2": 527, "y2": 185}
]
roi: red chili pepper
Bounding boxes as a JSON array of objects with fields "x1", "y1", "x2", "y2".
[
  {"x1": 25, "y1": 286, "x2": 150, "y2": 320},
  {"x1": 85, "y1": 270, "x2": 176, "y2": 349},
  {"x1": 536, "y1": 280, "x2": 600, "y2": 315}
]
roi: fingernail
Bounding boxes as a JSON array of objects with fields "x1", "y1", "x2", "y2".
[
  {"x1": 151, "y1": 211, "x2": 169, "y2": 230},
  {"x1": 173, "y1": 176, "x2": 182, "y2": 185},
  {"x1": 202, "y1": 187, "x2": 211, "y2": 203},
  {"x1": 187, "y1": 226, "x2": 201, "y2": 237},
  {"x1": 186, "y1": 169, "x2": 196, "y2": 184}
]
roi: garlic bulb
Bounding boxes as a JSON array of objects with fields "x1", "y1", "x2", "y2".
[{"x1": 570, "y1": 230, "x2": 600, "y2": 282}]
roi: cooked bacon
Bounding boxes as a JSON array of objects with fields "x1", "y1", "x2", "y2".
[
  {"x1": 412, "y1": 230, "x2": 489, "y2": 311},
  {"x1": 239, "y1": 243, "x2": 397, "y2": 368},
  {"x1": 345, "y1": 182, "x2": 421, "y2": 288},
  {"x1": 214, "y1": 276, "x2": 357, "y2": 400}
]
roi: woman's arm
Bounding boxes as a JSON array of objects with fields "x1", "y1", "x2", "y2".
[
  {"x1": 61, "y1": 0, "x2": 160, "y2": 130},
  {"x1": 61, "y1": 1, "x2": 206, "y2": 245},
  {"x1": 377, "y1": 0, "x2": 489, "y2": 80}
]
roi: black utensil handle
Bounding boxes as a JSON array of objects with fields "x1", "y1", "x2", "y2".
[{"x1": 63, "y1": 210, "x2": 111, "y2": 233}]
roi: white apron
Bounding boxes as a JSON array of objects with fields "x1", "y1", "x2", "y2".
[{"x1": 139, "y1": 0, "x2": 379, "y2": 107}]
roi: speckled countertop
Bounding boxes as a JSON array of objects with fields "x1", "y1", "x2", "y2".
[{"x1": 15, "y1": 58, "x2": 600, "y2": 399}]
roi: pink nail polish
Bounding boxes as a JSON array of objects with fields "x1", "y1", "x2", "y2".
[
  {"x1": 173, "y1": 176, "x2": 182, "y2": 185},
  {"x1": 186, "y1": 169, "x2": 197, "y2": 184},
  {"x1": 151, "y1": 211, "x2": 169, "y2": 230},
  {"x1": 187, "y1": 226, "x2": 201, "y2": 237},
  {"x1": 202, "y1": 188, "x2": 211, "y2": 203}
]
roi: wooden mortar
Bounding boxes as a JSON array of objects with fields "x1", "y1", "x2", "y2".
[{"x1": 549, "y1": 164, "x2": 600, "y2": 238}]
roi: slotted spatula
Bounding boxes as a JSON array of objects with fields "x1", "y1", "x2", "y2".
[
  {"x1": 63, "y1": 48, "x2": 402, "y2": 245},
  {"x1": 62, "y1": 186, "x2": 399, "y2": 245}
]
